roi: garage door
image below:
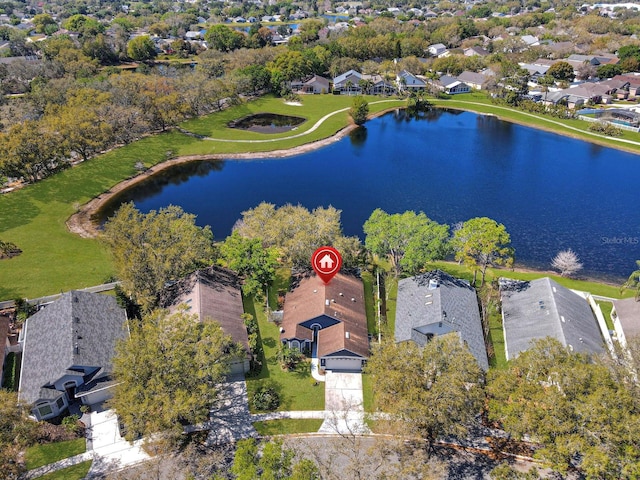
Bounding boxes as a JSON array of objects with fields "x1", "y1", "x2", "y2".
[
  {"x1": 324, "y1": 357, "x2": 362, "y2": 372},
  {"x1": 81, "y1": 387, "x2": 113, "y2": 406}
]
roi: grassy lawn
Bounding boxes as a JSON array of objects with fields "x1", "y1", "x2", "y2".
[
  {"x1": 36, "y1": 460, "x2": 92, "y2": 480},
  {"x1": 384, "y1": 275, "x2": 398, "y2": 337},
  {"x1": 253, "y1": 419, "x2": 323, "y2": 436},
  {"x1": 597, "y1": 301, "x2": 614, "y2": 331},
  {"x1": 487, "y1": 309, "x2": 507, "y2": 369},
  {"x1": 361, "y1": 373, "x2": 374, "y2": 412},
  {"x1": 25, "y1": 438, "x2": 86, "y2": 470},
  {"x1": 244, "y1": 269, "x2": 324, "y2": 412},
  {"x1": 361, "y1": 271, "x2": 376, "y2": 334}
]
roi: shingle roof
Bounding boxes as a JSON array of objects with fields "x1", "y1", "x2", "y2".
[
  {"x1": 18, "y1": 291, "x2": 127, "y2": 405},
  {"x1": 281, "y1": 273, "x2": 368, "y2": 358},
  {"x1": 613, "y1": 298, "x2": 640, "y2": 339},
  {"x1": 163, "y1": 266, "x2": 249, "y2": 353},
  {"x1": 500, "y1": 277, "x2": 604, "y2": 360},
  {"x1": 396, "y1": 270, "x2": 489, "y2": 370}
]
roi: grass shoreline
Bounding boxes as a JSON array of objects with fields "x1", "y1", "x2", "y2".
[{"x1": 0, "y1": 93, "x2": 636, "y2": 300}]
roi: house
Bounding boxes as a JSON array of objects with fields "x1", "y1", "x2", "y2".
[
  {"x1": 162, "y1": 266, "x2": 251, "y2": 374},
  {"x1": 18, "y1": 291, "x2": 128, "y2": 421},
  {"x1": 464, "y1": 46, "x2": 489, "y2": 57},
  {"x1": 395, "y1": 270, "x2": 489, "y2": 370},
  {"x1": 435, "y1": 75, "x2": 471, "y2": 94},
  {"x1": 332, "y1": 69, "x2": 363, "y2": 94},
  {"x1": 280, "y1": 273, "x2": 368, "y2": 372},
  {"x1": 457, "y1": 71, "x2": 490, "y2": 90},
  {"x1": 500, "y1": 277, "x2": 604, "y2": 360},
  {"x1": 520, "y1": 35, "x2": 539, "y2": 47},
  {"x1": 611, "y1": 298, "x2": 640, "y2": 347},
  {"x1": 396, "y1": 70, "x2": 427, "y2": 92},
  {"x1": 428, "y1": 43, "x2": 448, "y2": 57},
  {"x1": 291, "y1": 75, "x2": 330, "y2": 94}
]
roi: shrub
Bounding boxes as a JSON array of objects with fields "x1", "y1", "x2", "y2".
[
  {"x1": 62, "y1": 414, "x2": 81, "y2": 433},
  {"x1": 277, "y1": 345, "x2": 304, "y2": 371},
  {"x1": 251, "y1": 383, "x2": 280, "y2": 411},
  {"x1": 588, "y1": 121, "x2": 623, "y2": 137}
]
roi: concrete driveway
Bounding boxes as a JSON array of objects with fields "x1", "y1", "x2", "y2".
[
  {"x1": 319, "y1": 372, "x2": 369, "y2": 435},
  {"x1": 87, "y1": 408, "x2": 149, "y2": 476}
]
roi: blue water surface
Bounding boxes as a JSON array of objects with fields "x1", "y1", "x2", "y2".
[{"x1": 101, "y1": 109, "x2": 640, "y2": 281}]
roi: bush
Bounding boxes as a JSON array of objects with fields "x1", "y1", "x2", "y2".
[
  {"x1": 251, "y1": 383, "x2": 280, "y2": 411},
  {"x1": 588, "y1": 121, "x2": 623, "y2": 137},
  {"x1": 277, "y1": 345, "x2": 304, "y2": 371},
  {"x1": 62, "y1": 414, "x2": 81, "y2": 434},
  {"x1": 2, "y1": 352, "x2": 18, "y2": 390}
]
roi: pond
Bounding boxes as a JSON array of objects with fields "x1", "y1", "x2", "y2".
[
  {"x1": 228, "y1": 113, "x2": 306, "y2": 133},
  {"x1": 99, "y1": 109, "x2": 640, "y2": 282}
]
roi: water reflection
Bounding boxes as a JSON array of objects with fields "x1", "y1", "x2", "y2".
[{"x1": 349, "y1": 126, "x2": 368, "y2": 147}]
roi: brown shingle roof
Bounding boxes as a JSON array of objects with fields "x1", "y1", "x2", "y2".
[
  {"x1": 163, "y1": 267, "x2": 250, "y2": 353},
  {"x1": 281, "y1": 273, "x2": 368, "y2": 358}
]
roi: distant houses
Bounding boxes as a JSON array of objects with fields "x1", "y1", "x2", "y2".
[
  {"x1": 396, "y1": 270, "x2": 489, "y2": 370},
  {"x1": 500, "y1": 278, "x2": 605, "y2": 360}
]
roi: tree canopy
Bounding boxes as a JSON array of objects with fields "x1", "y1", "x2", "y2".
[
  {"x1": 111, "y1": 308, "x2": 242, "y2": 442},
  {"x1": 363, "y1": 209, "x2": 450, "y2": 276},
  {"x1": 452, "y1": 217, "x2": 514, "y2": 286},
  {"x1": 102, "y1": 203, "x2": 215, "y2": 312},
  {"x1": 487, "y1": 338, "x2": 640, "y2": 478},
  {"x1": 365, "y1": 336, "x2": 484, "y2": 452},
  {"x1": 349, "y1": 95, "x2": 369, "y2": 126}
]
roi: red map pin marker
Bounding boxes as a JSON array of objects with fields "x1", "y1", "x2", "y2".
[{"x1": 311, "y1": 246, "x2": 342, "y2": 284}]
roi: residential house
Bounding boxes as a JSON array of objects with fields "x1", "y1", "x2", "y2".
[
  {"x1": 611, "y1": 298, "x2": 640, "y2": 347},
  {"x1": 18, "y1": 291, "x2": 128, "y2": 421},
  {"x1": 163, "y1": 266, "x2": 251, "y2": 374},
  {"x1": 396, "y1": 70, "x2": 427, "y2": 92},
  {"x1": 433, "y1": 75, "x2": 471, "y2": 94},
  {"x1": 280, "y1": 273, "x2": 368, "y2": 372},
  {"x1": 291, "y1": 75, "x2": 330, "y2": 94},
  {"x1": 500, "y1": 277, "x2": 604, "y2": 360},
  {"x1": 428, "y1": 43, "x2": 448, "y2": 57},
  {"x1": 464, "y1": 46, "x2": 489, "y2": 57},
  {"x1": 395, "y1": 270, "x2": 489, "y2": 370},
  {"x1": 520, "y1": 35, "x2": 539, "y2": 47},
  {"x1": 457, "y1": 70, "x2": 490, "y2": 90},
  {"x1": 612, "y1": 74, "x2": 640, "y2": 98},
  {"x1": 332, "y1": 69, "x2": 363, "y2": 94}
]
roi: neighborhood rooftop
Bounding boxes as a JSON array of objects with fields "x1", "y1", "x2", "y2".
[
  {"x1": 396, "y1": 270, "x2": 489, "y2": 371},
  {"x1": 500, "y1": 277, "x2": 604, "y2": 360}
]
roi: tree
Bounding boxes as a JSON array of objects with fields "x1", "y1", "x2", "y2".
[
  {"x1": 32, "y1": 14, "x2": 57, "y2": 34},
  {"x1": 364, "y1": 209, "x2": 450, "y2": 276},
  {"x1": 596, "y1": 63, "x2": 622, "y2": 79},
  {"x1": 111, "y1": 308, "x2": 241, "y2": 442},
  {"x1": 624, "y1": 260, "x2": 640, "y2": 300},
  {"x1": 219, "y1": 230, "x2": 278, "y2": 299},
  {"x1": 234, "y1": 203, "x2": 345, "y2": 267},
  {"x1": 349, "y1": 96, "x2": 369, "y2": 126},
  {"x1": 551, "y1": 249, "x2": 583, "y2": 277},
  {"x1": 452, "y1": 217, "x2": 514, "y2": 286},
  {"x1": 127, "y1": 35, "x2": 157, "y2": 62},
  {"x1": 487, "y1": 338, "x2": 640, "y2": 478},
  {"x1": 102, "y1": 203, "x2": 215, "y2": 312},
  {"x1": 547, "y1": 61, "x2": 575, "y2": 82},
  {"x1": 365, "y1": 336, "x2": 484, "y2": 453},
  {"x1": 205, "y1": 25, "x2": 245, "y2": 52},
  {"x1": 0, "y1": 389, "x2": 38, "y2": 479}
]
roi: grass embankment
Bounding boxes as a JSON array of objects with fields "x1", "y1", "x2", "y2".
[
  {"x1": 253, "y1": 419, "x2": 324, "y2": 436},
  {"x1": 0, "y1": 95, "x2": 402, "y2": 300},
  {"x1": 36, "y1": 461, "x2": 92, "y2": 480},
  {"x1": 432, "y1": 92, "x2": 640, "y2": 154},
  {"x1": 24, "y1": 438, "x2": 86, "y2": 470},
  {"x1": 244, "y1": 269, "x2": 325, "y2": 412}
]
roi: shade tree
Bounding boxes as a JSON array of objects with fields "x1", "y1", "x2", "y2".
[{"x1": 551, "y1": 248, "x2": 583, "y2": 277}]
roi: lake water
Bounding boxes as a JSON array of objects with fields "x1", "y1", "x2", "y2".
[{"x1": 100, "y1": 109, "x2": 640, "y2": 282}]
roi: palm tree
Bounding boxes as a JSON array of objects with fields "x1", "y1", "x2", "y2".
[{"x1": 624, "y1": 260, "x2": 640, "y2": 301}]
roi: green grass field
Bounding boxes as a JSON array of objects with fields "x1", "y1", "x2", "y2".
[
  {"x1": 253, "y1": 418, "x2": 323, "y2": 436},
  {"x1": 24, "y1": 438, "x2": 86, "y2": 470},
  {"x1": 36, "y1": 460, "x2": 92, "y2": 480}
]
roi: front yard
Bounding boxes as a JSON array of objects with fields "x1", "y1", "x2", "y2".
[
  {"x1": 244, "y1": 270, "x2": 324, "y2": 412},
  {"x1": 25, "y1": 438, "x2": 86, "y2": 470}
]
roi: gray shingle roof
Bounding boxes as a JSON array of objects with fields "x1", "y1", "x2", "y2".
[
  {"x1": 396, "y1": 270, "x2": 489, "y2": 370},
  {"x1": 18, "y1": 291, "x2": 127, "y2": 405},
  {"x1": 500, "y1": 277, "x2": 604, "y2": 360}
]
